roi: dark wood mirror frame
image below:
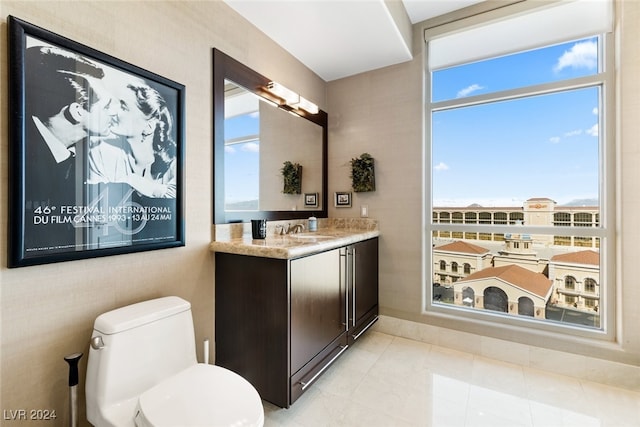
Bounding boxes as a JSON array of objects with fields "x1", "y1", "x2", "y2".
[{"x1": 213, "y1": 48, "x2": 328, "y2": 224}]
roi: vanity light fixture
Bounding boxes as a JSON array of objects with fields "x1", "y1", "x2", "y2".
[
  {"x1": 267, "y1": 81, "x2": 299, "y2": 105},
  {"x1": 294, "y1": 96, "x2": 319, "y2": 115},
  {"x1": 266, "y1": 81, "x2": 319, "y2": 115}
]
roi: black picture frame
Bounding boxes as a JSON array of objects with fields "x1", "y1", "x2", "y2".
[
  {"x1": 334, "y1": 192, "x2": 352, "y2": 208},
  {"x1": 304, "y1": 192, "x2": 318, "y2": 208},
  {"x1": 8, "y1": 16, "x2": 185, "y2": 267}
]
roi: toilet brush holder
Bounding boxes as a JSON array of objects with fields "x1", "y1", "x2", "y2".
[{"x1": 64, "y1": 352, "x2": 82, "y2": 427}]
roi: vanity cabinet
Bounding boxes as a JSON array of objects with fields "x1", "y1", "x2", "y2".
[
  {"x1": 343, "y1": 237, "x2": 379, "y2": 345},
  {"x1": 214, "y1": 237, "x2": 378, "y2": 408}
]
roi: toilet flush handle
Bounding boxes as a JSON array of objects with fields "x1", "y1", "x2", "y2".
[{"x1": 90, "y1": 336, "x2": 105, "y2": 350}]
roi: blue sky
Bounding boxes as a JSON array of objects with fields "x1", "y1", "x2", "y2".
[
  {"x1": 224, "y1": 113, "x2": 260, "y2": 204},
  {"x1": 432, "y1": 37, "x2": 601, "y2": 207}
]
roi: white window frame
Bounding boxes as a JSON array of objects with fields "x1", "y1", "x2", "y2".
[{"x1": 423, "y1": 1, "x2": 616, "y2": 343}]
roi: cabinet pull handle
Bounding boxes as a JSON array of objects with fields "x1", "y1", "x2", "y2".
[
  {"x1": 300, "y1": 345, "x2": 349, "y2": 390},
  {"x1": 352, "y1": 316, "x2": 378, "y2": 341},
  {"x1": 352, "y1": 248, "x2": 356, "y2": 328},
  {"x1": 341, "y1": 250, "x2": 348, "y2": 329}
]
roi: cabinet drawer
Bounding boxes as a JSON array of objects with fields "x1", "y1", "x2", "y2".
[{"x1": 290, "y1": 333, "x2": 348, "y2": 404}]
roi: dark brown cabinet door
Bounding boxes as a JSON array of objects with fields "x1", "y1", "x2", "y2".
[
  {"x1": 290, "y1": 248, "x2": 344, "y2": 375},
  {"x1": 349, "y1": 238, "x2": 379, "y2": 342}
]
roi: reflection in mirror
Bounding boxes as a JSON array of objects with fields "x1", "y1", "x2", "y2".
[
  {"x1": 213, "y1": 49, "x2": 328, "y2": 223},
  {"x1": 224, "y1": 81, "x2": 260, "y2": 211},
  {"x1": 224, "y1": 80, "x2": 323, "y2": 212}
]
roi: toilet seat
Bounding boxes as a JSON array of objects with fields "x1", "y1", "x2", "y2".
[{"x1": 134, "y1": 364, "x2": 264, "y2": 427}]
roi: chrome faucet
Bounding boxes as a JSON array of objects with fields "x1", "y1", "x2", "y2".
[
  {"x1": 288, "y1": 224, "x2": 305, "y2": 234},
  {"x1": 277, "y1": 223, "x2": 305, "y2": 235}
]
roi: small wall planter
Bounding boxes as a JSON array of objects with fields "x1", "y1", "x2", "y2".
[
  {"x1": 350, "y1": 153, "x2": 375, "y2": 192},
  {"x1": 281, "y1": 161, "x2": 302, "y2": 194}
]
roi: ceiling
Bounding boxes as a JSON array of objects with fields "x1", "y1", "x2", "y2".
[{"x1": 223, "y1": 0, "x2": 484, "y2": 81}]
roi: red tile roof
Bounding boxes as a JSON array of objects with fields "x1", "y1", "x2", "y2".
[
  {"x1": 551, "y1": 250, "x2": 599, "y2": 266},
  {"x1": 435, "y1": 241, "x2": 491, "y2": 255},
  {"x1": 460, "y1": 264, "x2": 553, "y2": 298}
]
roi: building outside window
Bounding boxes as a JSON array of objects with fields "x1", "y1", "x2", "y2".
[{"x1": 426, "y1": 0, "x2": 613, "y2": 337}]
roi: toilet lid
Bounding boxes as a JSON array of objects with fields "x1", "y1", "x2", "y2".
[{"x1": 135, "y1": 364, "x2": 264, "y2": 427}]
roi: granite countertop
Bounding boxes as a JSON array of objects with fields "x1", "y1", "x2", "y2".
[{"x1": 210, "y1": 218, "x2": 379, "y2": 259}]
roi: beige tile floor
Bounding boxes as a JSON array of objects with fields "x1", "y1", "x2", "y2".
[{"x1": 263, "y1": 331, "x2": 640, "y2": 427}]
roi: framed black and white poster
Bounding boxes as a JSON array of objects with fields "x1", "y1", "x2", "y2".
[{"x1": 8, "y1": 16, "x2": 185, "y2": 267}]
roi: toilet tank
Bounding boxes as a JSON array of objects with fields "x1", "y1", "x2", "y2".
[{"x1": 86, "y1": 297, "x2": 198, "y2": 426}]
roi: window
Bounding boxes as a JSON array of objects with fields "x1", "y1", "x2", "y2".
[
  {"x1": 464, "y1": 263, "x2": 471, "y2": 274},
  {"x1": 465, "y1": 212, "x2": 477, "y2": 224},
  {"x1": 575, "y1": 213, "x2": 594, "y2": 227},
  {"x1": 565, "y1": 276, "x2": 576, "y2": 290},
  {"x1": 426, "y1": 0, "x2": 613, "y2": 336},
  {"x1": 554, "y1": 213, "x2": 571, "y2": 227},
  {"x1": 451, "y1": 262, "x2": 458, "y2": 273},
  {"x1": 510, "y1": 212, "x2": 524, "y2": 224},
  {"x1": 494, "y1": 212, "x2": 507, "y2": 225}
]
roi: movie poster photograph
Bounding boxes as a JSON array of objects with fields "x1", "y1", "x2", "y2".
[{"x1": 8, "y1": 17, "x2": 185, "y2": 267}]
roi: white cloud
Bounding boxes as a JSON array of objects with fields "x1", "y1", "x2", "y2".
[
  {"x1": 225, "y1": 145, "x2": 235, "y2": 153},
  {"x1": 554, "y1": 40, "x2": 598, "y2": 73},
  {"x1": 592, "y1": 107, "x2": 598, "y2": 115},
  {"x1": 549, "y1": 136, "x2": 561, "y2": 144},
  {"x1": 586, "y1": 123, "x2": 599, "y2": 137},
  {"x1": 564, "y1": 129, "x2": 583, "y2": 137},
  {"x1": 434, "y1": 162, "x2": 449, "y2": 171},
  {"x1": 241, "y1": 142, "x2": 260, "y2": 152},
  {"x1": 457, "y1": 84, "x2": 485, "y2": 98}
]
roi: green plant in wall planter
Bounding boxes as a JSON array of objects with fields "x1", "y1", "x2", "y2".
[
  {"x1": 281, "y1": 161, "x2": 302, "y2": 194},
  {"x1": 350, "y1": 153, "x2": 375, "y2": 192}
]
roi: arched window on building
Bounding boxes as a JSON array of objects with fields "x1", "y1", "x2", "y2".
[
  {"x1": 575, "y1": 212, "x2": 593, "y2": 227},
  {"x1": 510, "y1": 212, "x2": 524, "y2": 224},
  {"x1": 518, "y1": 297, "x2": 534, "y2": 316},
  {"x1": 484, "y1": 287, "x2": 508, "y2": 312},
  {"x1": 494, "y1": 212, "x2": 508, "y2": 224},
  {"x1": 585, "y1": 278, "x2": 597, "y2": 293},
  {"x1": 479, "y1": 212, "x2": 491, "y2": 224},
  {"x1": 452, "y1": 212, "x2": 463, "y2": 223},
  {"x1": 554, "y1": 212, "x2": 571, "y2": 226},
  {"x1": 439, "y1": 260, "x2": 447, "y2": 271},
  {"x1": 465, "y1": 212, "x2": 477, "y2": 224},
  {"x1": 440, "y1": 212, "x2": 450, "y2": 223},
  {"x1": 464, "y1": 263, "x2": 471, "y2": 274},
  {"x1": 565, "y1": 276, "x2": 576, "y2": 290},
  {"x1": 451, "y1": 262, "x2": 459, "y2": 273},
  {"x1": 462, "y1": 287, "x2": 475, "y2": 307}
]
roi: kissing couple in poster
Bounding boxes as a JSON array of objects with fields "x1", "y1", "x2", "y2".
[{"x1": 23, "y1": 40, "x2": 179, "y2": 255}]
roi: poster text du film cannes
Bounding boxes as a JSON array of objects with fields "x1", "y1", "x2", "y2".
[{"x1": 31, "y1": 204, "x2": 172, "y2": 225}]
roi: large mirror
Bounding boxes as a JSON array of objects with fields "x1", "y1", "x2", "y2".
[{"x1": 213, "y1": 49, "x2": 328, "y2": 223}]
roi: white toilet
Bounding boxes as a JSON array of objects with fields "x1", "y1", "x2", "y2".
[{"x1": 85, "y1": 296, "x2": 264, "y2": 427}]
